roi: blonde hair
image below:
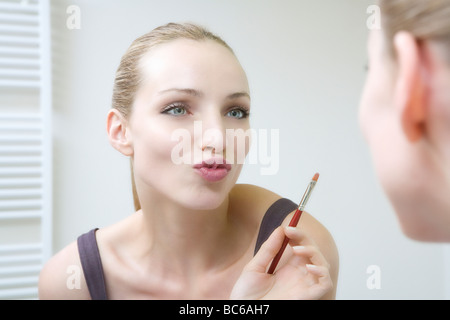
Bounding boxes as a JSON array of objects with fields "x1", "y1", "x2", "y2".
[
  {"x1": 111, "y1": 22, "x2": 234, "y2": 211},
  {"x1": 379, "y1": 0, "x2": 450, "y2": 62}
]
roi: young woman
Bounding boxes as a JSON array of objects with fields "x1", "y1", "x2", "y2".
[
  {"x1": 360, "y1": 0, "x2": 450, "y2": 241},
  {"x1": 39, "y1": 23, "x2": 338, "y2": 299}
]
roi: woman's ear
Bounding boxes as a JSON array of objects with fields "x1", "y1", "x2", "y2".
[
  {"x1": 106, "y1": 109, "x2": 134, "y2": 156},
  {"x1": 393, "y1": 31, "x2": 427, "y2": 142}
]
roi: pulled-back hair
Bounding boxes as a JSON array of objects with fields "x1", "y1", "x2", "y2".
[{"x1": 379, "y1": 0, "x2": 450, "y2": 63}]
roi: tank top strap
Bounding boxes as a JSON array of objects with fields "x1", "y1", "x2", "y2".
[
  {"x1": 254, "y1": 198, "x2": 298, "y2": 255},
  {"x1": 77, "y1": 228, "x2": 107, "y2": 300}
]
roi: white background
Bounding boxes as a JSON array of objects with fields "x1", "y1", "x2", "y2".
[{"x1": 43, "y1": 0, "x2": 449, "y2": 299}]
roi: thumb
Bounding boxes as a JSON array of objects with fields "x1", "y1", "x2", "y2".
[{"x1": 246, "y1": 227, "x2": 286, "y2": 273}]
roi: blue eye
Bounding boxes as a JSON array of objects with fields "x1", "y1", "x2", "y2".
[
  {"x1": 162, "y1": 104, "x2": 188, "y2": 116},
  {"x1": 168, "y1": 107, "x2": 186, "y2": 115},
  {"x1": 226, "y1": 108, "x2": 249, "y2": 119}
]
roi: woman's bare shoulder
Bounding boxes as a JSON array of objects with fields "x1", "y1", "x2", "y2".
[
  {"x1": 38, "y1": 240, "x2": 91, "y2": 300},
  {"x1": 230, "y1": 184, "x2": 283, "y2": 215},
  {"x1": 232, "y1": 184, "x2": 336, "y2": 241}
]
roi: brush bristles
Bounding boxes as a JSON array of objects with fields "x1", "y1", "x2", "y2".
[{"x1": 312, "y1": 173, "x2": 320, "y2": 182}]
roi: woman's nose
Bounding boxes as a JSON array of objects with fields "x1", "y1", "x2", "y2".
[{"x1": 195, "y1": 115, "x2": 227, "y2": 155}]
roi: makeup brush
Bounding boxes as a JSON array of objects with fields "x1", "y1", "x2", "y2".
[{"x1": 267, "y1": 173, "x2": 319, "y2": 274}]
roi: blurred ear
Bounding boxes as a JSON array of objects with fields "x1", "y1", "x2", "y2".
[
  {"x1": 393, "y1": 31, "x2": 427, "y2": 142},
  {"x1": 106, "y1": 109, "x2": 134, "y2": 156}
]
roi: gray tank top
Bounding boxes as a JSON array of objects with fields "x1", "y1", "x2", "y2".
[{"x1": 77, "y1": 198, "x2": 297, "y2": 300}]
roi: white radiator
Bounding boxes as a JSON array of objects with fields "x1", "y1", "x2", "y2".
[{"x1": 0, "y1": 0, "x2": 52, "y2": 300}]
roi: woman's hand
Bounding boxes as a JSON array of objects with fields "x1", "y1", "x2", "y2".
[{"x1": 230, "y1": 226, "x2": 333, "y2": 300}]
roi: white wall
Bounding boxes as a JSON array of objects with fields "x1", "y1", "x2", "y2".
[{"x1": 49, "y1": 0, "x2": 447, "y2": 299}]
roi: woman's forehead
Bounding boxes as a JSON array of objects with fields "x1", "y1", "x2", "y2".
[{"x1": 138, "y1": 39, "x2": 249, "y2": 97}]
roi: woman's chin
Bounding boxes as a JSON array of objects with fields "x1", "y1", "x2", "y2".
[
  {"x1": 185, "y1": 198, "x2": 226, "y2": 211},
  {"x1": 177, "y1": 190, "x2": 228, "y2": 211}
]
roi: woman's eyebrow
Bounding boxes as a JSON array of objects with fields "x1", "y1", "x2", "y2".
[
  {"x1": 157, "y1": 88, "x2": 250, "y2": 100},
  {"x1": 226, "y1": 92, "x2": 251, "y2": 100},
  {"x1": 157, "y1": 88, "x2": 203, "y2": 97}
]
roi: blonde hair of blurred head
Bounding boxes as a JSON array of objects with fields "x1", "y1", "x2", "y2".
[{"x1": 380, "y1": 0, "x2": 450, "y2": 63}]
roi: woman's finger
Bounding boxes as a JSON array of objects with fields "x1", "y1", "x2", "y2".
[
  {"x1": 245, "y1": 226, "x2": 285, "y2": 273},
  {"x1": 291, "y1": 244, "x2": 330, "y2": 268},
  {"x1": 284, "y1": 226, "x2": 316, "y2": 246},
  {"x1": 306, "y1": 264, "x2": 329, "y2": 277},
  {"x1": 306, "y1": 264, "x2": 333, "y2": 294}
]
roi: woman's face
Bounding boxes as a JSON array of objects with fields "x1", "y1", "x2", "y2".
[{"x1": 127, "y1": 39, "x2": 251, "y2": 210}]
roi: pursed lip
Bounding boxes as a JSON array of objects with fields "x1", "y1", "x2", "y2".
[
  {"x1": 193, "y1": 158, "x2": 232, "y2": 170},
  {"x1": 193, "y1": 158, "x2": 232, "y2": 182}
]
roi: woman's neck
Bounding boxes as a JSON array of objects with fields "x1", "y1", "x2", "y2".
[{"x1": 135, "y1": 192, "x2": 248, "y2": 278}]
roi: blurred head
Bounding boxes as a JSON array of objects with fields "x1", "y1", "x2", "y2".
[
  {"x1": 107, "y1": 23, "x2": 251, "y2": 211},
  {"x1": 359, "y1": 0, "x2": 450, "y2": 241}
]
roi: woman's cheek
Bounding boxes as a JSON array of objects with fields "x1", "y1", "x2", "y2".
[
  {"x1": 152, "y1": 126, "x2": 183, "y2": 163},
  {"x1": 131, "y1": 123, "x2": 179, "y2": 174}
]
